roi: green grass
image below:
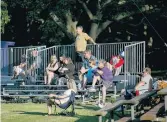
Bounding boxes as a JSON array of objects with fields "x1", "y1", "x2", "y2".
[{"x1": 1, "y1": 103, "x2": 100, "y2": 122}]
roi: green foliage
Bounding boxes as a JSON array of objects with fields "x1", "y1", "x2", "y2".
[{"x1": 1, "y1": 1, "x2": 10, "y2": 33}]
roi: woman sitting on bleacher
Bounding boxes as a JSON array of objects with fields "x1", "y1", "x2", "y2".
[
  {"x1": 135, "y1": 67, "x2": 153, "y2": 96},
  {"x1": 44, "y1": 55, "x2": 59, "y2": 85},
  {"x1": 57, "y1": 57, "x2": 75, "y2": 85},
  {"x1": 11, "y1": 54, "x2": 27, "y2": 80}
]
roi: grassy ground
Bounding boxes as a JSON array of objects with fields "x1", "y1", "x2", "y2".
[{"x1": 1, "y1": 103, "x2": 101, "y2": 122}]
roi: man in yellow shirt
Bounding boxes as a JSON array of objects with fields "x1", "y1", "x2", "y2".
[{"x1": 75, "y1": 26, "x2": 96, "y2": 61}]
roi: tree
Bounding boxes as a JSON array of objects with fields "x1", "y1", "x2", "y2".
[
  {"x1": 4, "y1": 0, "x2": 167, "y2": 44},
  {"x1": 1, "y1": 1, "x2": 10, "y2": 33}
]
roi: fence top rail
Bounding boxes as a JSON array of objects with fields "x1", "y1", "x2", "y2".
[
  {"x1": 0, "y1": 45, "x2": 46, "y2": 50},
  {"x1": 124, "y1": 41, "x2": 145, "y2": 48},
  {"x1": 38, "y1": 45, "x2": 61, "y2": 52},
  {"x1": 37, "y1": 41, "x2": 141, "y2": 52}
]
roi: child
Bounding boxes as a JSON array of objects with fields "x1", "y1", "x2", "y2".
[
  {"x1": 11, "y1": 55, "x2": 27, "y2": 80},
  {"x1": 89, "y1": 59, "x2": 113, "y2": 108},
  {"x1": 110, "y1": 51, "x2": 124, "y2": 76},
  {"x1": 85, "y1": 59, "x2": 98, "y2": 84}
]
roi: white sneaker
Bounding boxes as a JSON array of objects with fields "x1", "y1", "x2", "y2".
[
  {"x1": 98, "y1": 103, "x2": 105, "y2": 108},
  {"x1": 89, "y1": 87, "x2": 96, "y2": 92}
]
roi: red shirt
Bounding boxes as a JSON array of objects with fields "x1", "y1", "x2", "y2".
[{"x1": 110, "y1": 56, "x2": 124, "y2": 68}]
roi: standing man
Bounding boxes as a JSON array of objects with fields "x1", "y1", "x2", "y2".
[{"x1": 75, "y1": 26, "x2": 96, "y2": 61}]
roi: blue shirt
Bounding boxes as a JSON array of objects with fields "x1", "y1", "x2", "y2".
[{"x1": 82, "y1": 55, "x2": 97, "y2": 69}]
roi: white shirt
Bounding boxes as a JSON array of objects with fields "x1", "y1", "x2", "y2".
[
  {"x1": 139, "y1": 74, "x2": 153, "y2": 94},
  {"x1": 62, "y1": 89, "x2": 72, "y2": 102}
]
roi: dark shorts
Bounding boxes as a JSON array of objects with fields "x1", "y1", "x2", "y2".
[{"x1": 102, "y1": 80, "x2": 112, "y2": 89}]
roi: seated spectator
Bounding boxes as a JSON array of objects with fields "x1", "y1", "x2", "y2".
[
  {"x1": 59, "y1": 55, "x2": 66, "y2": 67},
  {"x1": 11, "y1": 55, "x2": 27, "y2": 80},
  {"x1": 86, "y1": 59, "x2": 98, "y2": 84},
  {"x1": 46, "y1": 80, "x2": 77, "y2": 116},
  {"x1": 79, "y1": 49, "x2": 97, "y2": 89},
  {"x1": 135, "y1": 67, "x2": 153, "y2": 96},
  {"x1": 110, "y1": 51, "x2": 124, "y2": 76},
  {"x1": 89, "y1": 59, "x2": 113, "y2": 108},
  {"x1": 44, "y1": 55, "x2": 59, "y2": 85},
  {"x1": 57, "y1": 57, "x2": 75, "y2": 86},
  {"x1": 27, "y1": 49, "x2": 42, "y2": 81}
]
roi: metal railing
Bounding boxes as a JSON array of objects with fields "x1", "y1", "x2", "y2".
[
  {"x1": 124, "y1": 41, "x2": 145, "y2": 88},
  {"x1": 25, "y1": 46, "x2": 46, "y2": 81},
  {"x1": 1, "y1": 46, "x2": 45, "y2": 76},
  {"x1": 36, "y1": 42, "x2": 135, "y2": 80}
]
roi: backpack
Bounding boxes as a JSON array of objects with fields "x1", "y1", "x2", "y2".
[{"x1": 124, "y1": 89, "x2": 134, "y2": 100}]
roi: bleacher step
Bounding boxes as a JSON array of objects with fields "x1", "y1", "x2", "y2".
[
  {"x1": 115, "y1": 117, "x2": 131, "y2": 122},
  {"x1": 140, "y1": 102, "x2": 164, "y2": 121}
]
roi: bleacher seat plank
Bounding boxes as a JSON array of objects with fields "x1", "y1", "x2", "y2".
[
  {"x1": 115, "y1": 117, "x2": 131, "y2": 122},
  {"x1": 140, "y1": 103, "x2": 164, "y2": 121}
]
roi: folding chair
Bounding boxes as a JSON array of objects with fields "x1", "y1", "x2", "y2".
[{"x1": 54, "y1": 91, "x2": 76, "y2": 116}]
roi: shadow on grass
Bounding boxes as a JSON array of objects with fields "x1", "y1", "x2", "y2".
[
  {"x1": 75, "y1": 115, "x2": 98, "y2": 122},
  {"x1": 76, "y1": 104, "x2": 99, "y2": 111},
  {"x1": 13, "y1": 111, "x2": 46, "y2": 116}
]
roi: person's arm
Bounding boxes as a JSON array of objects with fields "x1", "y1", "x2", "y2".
[
  {"x1": 114, "y1": 58, "x2": 124, "y2": 68},
  {"x1": 47, "y1": 63, "x2": 59, "y2": 71},
  {"x1": 84, "y1": 33, "x2": 96, "y2": 44},
  {"x1": 64, "y1": 64, "x2": 75, "y2": 74},
  {"x1": 97, "y1": 70, "x2": 103, "y2": 75},
  {"x1": 19, "y1": 62, "x2": 26, "y2": 68},
  {"x1": 110, "y1": 56, "x2": 114, "y2": 65}
]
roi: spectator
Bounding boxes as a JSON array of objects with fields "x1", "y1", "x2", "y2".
[
  {"x1": 135, "y1": 67, "x2": 153, "y2": 96},
  {"x1": 86, "y1": 59, "x2": 98, "y2": 84},
  {"x1": 11, "y1": 54, "x2": 27, "y2": 80},
  {"x1": 46, "y1": 79, "x2": 77, "y2": 116},
  {"x1": 27, "y1": 49, "x2": 42, "y2": 81},
  {"x1": 110, "y1": 51, "x2": 124, "y2": 76},
  {"x1": 79, "y1": 49, "x2": 97, "y2": 89},
  {"x1": 29, "y1": 49, "x2": 42, "y2": 71},
  {"x1": 75, "y1": 26, "x2": 96, "y2": 61},
  {"x1": 44, "y1": 55, "x2": 59, "y2": 85},
  {"x1": 59, "y1": 55, "x2": 66, "y2": 67},
  {"x1": 89, "y1": 59, "x2": 113, "y2": 108},
  {"x1": 58, "y1": 57, "x2": 75, "y2": 86}
]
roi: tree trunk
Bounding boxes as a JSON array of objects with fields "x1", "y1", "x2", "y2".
[{"x1": 89, "y1": 22, "x2": 99, "y2": 41}]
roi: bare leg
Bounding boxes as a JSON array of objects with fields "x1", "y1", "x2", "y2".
[
  {"x1": 102, "y1": 85, "x2": 107, "y2": 104},
  {"x1": 44, "y1": 71, "x2": 48, "y2": 84},
  {"x1": 92, "y1": 76, "x2": 101, "y2": 87},
  {"x1": 82, "y1": 75, "x2": 87, "y2": 89},
  {"x1": 47, "y1": 106, "x2": 52, "y2": 115},
  {"x1": 44, "y1": 75, "x2": 47, "y2": 84},
  {"x1": 47, "y1": 72, "x2": 54, "y2": 85}
]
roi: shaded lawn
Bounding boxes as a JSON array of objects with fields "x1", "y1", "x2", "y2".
[{"x1": 1, "y1": 103, "x2": 101, "y2": 122}]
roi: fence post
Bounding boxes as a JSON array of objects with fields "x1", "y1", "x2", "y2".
[
  {"x1": 143, "y1": 41, "x2": 146, "y2": 69},
  {"x1": 9, "y1": 48, "x2": 13, "y2": 75},
  {"x1": 124, "y1": 46, "x2": 127, "y2": 89}
]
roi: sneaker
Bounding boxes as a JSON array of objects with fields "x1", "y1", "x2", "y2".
[
  {"x1": 89, "y1": 87, "x2": 96, "y2": 92},
  {"x1": 98, "y1": 103, "x2": 105, "y2": 108}
]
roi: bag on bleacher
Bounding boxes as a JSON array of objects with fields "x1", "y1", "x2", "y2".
[
  {"x1": 157, "y1": 80, "x2": 167, "y2": 90},
  {"x1": 124, "y1": 89, "x2": 134, "y2": 100}
]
